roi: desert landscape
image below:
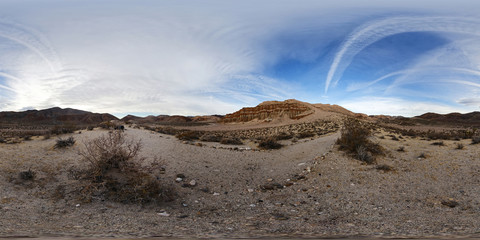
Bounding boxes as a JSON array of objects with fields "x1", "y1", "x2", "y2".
[{"x1": 1, "y1": 99, "x2": 479, "y2": 239}]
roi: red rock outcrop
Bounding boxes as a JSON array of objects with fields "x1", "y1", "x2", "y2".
[{"x1": 221, "y1": 99, "x2": 315, "y2": 123}]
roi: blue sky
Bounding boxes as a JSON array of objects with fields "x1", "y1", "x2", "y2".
[{"x1": 0, "y1": 0, "x2": 480, "y2": 117}]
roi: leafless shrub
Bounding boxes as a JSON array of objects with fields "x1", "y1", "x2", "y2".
[
  {"x1": 275, "y1": 132, "x2": 294, "y2": 140},
  {"x1": 397, "y1": 146, "x2": 405, "y2": 152},
  {"x1": 175, "y1": 131, "x2": 201, "y2": 141},
  {"x1": 376, "y1": 164, "x2": 394, "y2": 172},
  {"x1": 336, "y1": 118, "x2": 383, "y2": 164},
  {"x1": 54, "y1": 136, "x2": 75, "y2": 149},
  {"x1": 78, "y1": 131, "x2": 173, "y2": 203},
  {"x1": 220, "y1": 137, "x2": 242, "y2": 145},
  {"x1": 200, "y1": 134, "x2": 222, "y2": 142},
  {"x1": 431, "y1": 141, "x2": 445, "y2": 146},
  {"x1": 258, "y1": 137, "x2": 282, "y2": 150},
  {"x1": 456, "y1": 143, "x2": 464, "y2": 150},
  {"x1": 296, "y1": 131, "x2": 315, "y2": 139},
  {"x1": 19, "y1": 169, "x2": 36, "y2": 181}
]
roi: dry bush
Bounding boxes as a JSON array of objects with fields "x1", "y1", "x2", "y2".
[
  {"x1": 456, "y1": 143, "x2": 464, "y2": 150},
  {"x1": 472, "y1": 136, "x2": 480, "y2": 144},
  {"x1": 54, "y1": 136, "x2": 76, "y2": 149},
  {"x1": 258, "y1": 137, "x2": 282, "y2": 150},
  {"x1": 18, "y1": 169, "x2": 36, "y2": 181},
  {"x1": 51, "y1": 123, "x2": 78, "y2": 135},
  {"x1": 175, "y1": 131, "x2": 201, "y2": 141},
  {"x1": 397, "y1": 146, "x2": 405, "y2": 152},
  {"x1": 431, "y1": 141, "x2": 445, "y2": 146},
  {"x1": 78, "y1": 131, "x2": 173, "y2": 203},
  {"x1": 376, "y1": 164, "x2": 394, "y2": 172},
  {"x1": 296, "y1": 131, "x2": 315, "y2": 139},
  {"x1": 199, "y1": 134, "x2": 222, "y2": 142},
  {"x1": 275, "y1": 132, "x2": 294, "y2": 140},
  {"x1": 220, "y1": 137, "x2": 242, "y2": 145},
  {"x1": 336, "y1": 118, "x2": 383, "y2": 164}
]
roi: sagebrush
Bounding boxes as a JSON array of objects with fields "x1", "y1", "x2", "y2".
[
  {"x1": 78, "y1": 131, "x2": 173, "y2": 203},
  {"x1": 336, "y1": 118, "x2": 383, "y2": 164}
]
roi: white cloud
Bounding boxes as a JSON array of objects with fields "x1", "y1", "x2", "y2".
[{"x1": 339, "y1": 97, "x2": 466, "y2": 117}]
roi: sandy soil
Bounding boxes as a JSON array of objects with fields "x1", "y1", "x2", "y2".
[{"x1": 1, "y1": 125, "x2": 480, "y2": 239}]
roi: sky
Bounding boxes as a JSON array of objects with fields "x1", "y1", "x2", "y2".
[{"x1": 0, "y1": 0, "x2": 480, "y2": 117}]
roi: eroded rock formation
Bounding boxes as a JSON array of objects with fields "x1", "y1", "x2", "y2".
[{"x1": 221, "y1": 99, "x2": 314, "y2": 123}]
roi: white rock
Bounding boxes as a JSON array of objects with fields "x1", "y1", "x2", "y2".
[
  {"x1": 175, "y1": 177, "x2": 183, "y2": 182},
  {"x1": 213, "y1": 192, "x2": 220, "y2": 196},
  {"x1": 298, "y1": 163, "x2": 306, "y2": 166},
  {"x1": 247, "y1": 188, "x2": 254, "y2": 193},
  {"x1": 157, "y1": 212, "x2": 170, "y2": 217},
  {"x1": 249, "y1": 204, "x2": 256, "y2": 207},
  {"x1": 189, "y1": 180, "x2": 197, "y2": 186}
]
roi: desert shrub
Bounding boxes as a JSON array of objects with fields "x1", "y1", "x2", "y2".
[
  {"x1": 98, "y1": 121, "x2": 115, "y2": 130},
  {"x1": 275, "y1": 132, "x2": 294, "y2": 140},
  {"x1": 456, "y1": 143, "x2": 464, "y2": 150},
  {"x1": 23, "y1": 135, "x2": 32, "y2": 141},
  {"x1": 220, "y1": 137, "x2": 242, "y2": 145},
  {"x1": 156, "y1": 127, "x2": 179, "y2": 135},
  {"x1": 200, "y1": 134, "x2": 222, "y2": 142},
  {"x1": 397, "y1": 146, "x2": 405, "y2": 152},
  {"x1": 78, "y1": 131, "x2": 173, "y2": 203},
  {"x1": 258, "y1": 137, "x2": 282, "y2": 150},
  {"x1": 175, "y1": 131, "x2": 201, "y2": 141},
  {"x1": 296, "y1": 131, "x2": 315, "y2": 139},
  {"x1": 87, "y1": 126, "x2": 95, "y2": 131},
  {"x1": 54, "y1": 136, "x2": 75, "y2": 149},
  {"x1": 376, "y1": 164, "x2": 394, "y2": 172},
  {"x1": 336, "y1": 118, "x2": 383, "y2": 164},
  {"x1": 0, "y1": 137, "x2": 5, "y2": 143},
  {"x1": 472, "y1": 136, "x2": 480, "y2": 144},
  {"x1": 418, "y1": 153, "x2": 427, "y2": 159},
  {"x1": 431, "y1": 141, "x2": 444, "y2": 146},
  {"x1": 19, "y1": 169, "x2": 36, "y2": 181},
  {"x1": 51, "y1": 123, "x2": 78, "y2": 135}
]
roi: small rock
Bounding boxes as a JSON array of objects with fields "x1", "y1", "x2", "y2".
[
  {"x1": 298, "y1": 162, "x2": 306, "y2": 166},
  {"x1": 249, "y1": 204, "x2": 256, "y2": 207},
  {"x1": 75, "y1": 204, "x2": 80, "y2": 207},
  {"x1": 157, "y1": 212, "x2": 170, "y2": 217},
  {"x1": 178, "y1": 215, "x2": 189, "y2": 218},
  {"x1": 213, "y1": 192, "x2": 220, "y2": 196},
  {"x1": 247, "y1": 188, "x2": 254, "y2": 193},
  {"x1": 189, "y1": 180, "x2": 197, "y2": 186},
  {"x1": 175, "y1": 177, "x2": 183, "y2": 182},
  {"x1": 267, "y1": 178, "x2": 273, "y2": 182}
]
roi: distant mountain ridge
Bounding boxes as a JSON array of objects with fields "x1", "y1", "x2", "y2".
[
  {"x1": 415, "y1": 111, "x2": 480, "y2": 125},
  {"x1": 0, "y1": 107, "x2": 117, "y2": 125}
]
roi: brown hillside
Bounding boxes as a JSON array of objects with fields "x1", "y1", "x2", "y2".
[
  {"x1": 221, "y1": 99, "x2": 315, "y2": 123},
  {"x1": 0, "y1": 107, "x2": 117, "y2": 125}
]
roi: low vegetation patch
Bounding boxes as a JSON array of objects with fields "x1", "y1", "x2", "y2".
[
  {"x1": 175, "y1": 130, "x2": 201, "y2": 141},
  {"x1": 472, "y1": 136, "x2": 480, "y2": 144},
  {"x1": 220, "y1": 137, "x2": 242, "y2": 145},
  {"x1": 258, "y1": 137, "x2": 283, "y2": 150},
  {"x1": 54, "y1": 136, "x2": 76, "y2": 149},
  {"x1": 456, "y1": 143, "x2": 464, "y2": 150},
  {"x1": 431, "y1": 141, "x2": 445, "y2": 146},
  {"x1": 18, "y1": 169, "x2": 36, "y2": 181},
  {"x1": 78, "y1": 131, "x2": 173, "y2": 204},
  {"x1": 336, "y1": 118, "x2": 383, "y2": 164},
  {"x1": 376, "y1": 164, "x2": 394, "y2": 172}
]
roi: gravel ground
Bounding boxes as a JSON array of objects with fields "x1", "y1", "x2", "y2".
[{"x1": 1, "y1": 126, "x2": 480, "y2": 239}]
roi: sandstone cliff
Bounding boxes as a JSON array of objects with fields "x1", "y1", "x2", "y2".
[{"x1": 221, "y1": 99, "x2": 315, "y2": 123}]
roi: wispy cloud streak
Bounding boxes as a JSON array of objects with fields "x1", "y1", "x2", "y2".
[{"x1": 326, "y1": 16, "x2": 480, "y2": 93}]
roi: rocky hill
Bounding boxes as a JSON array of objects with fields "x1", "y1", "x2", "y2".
[
  {"x1": 121, "y1": 114, "x2": 222, "y2": 125},
  {"x1": 415, "y1": 111, "x2": 480, "y2": 126},
  {"x1": 0, "y1": 107, "x2": 117, "y2": 125},
  {"x1": 221, "y1": 99, "x2": 316, "y2": 123}
]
